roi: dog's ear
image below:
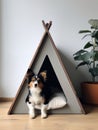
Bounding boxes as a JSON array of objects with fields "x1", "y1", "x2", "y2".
[
  {"x1": 26, "y1": 69, "x2": 34, "y2": 83},
  {"x1": 27, "y1": 69, "x2": 34, "y2": 76},
  {"x1": 39, "y1": 71, "x2": 47, "y2": 81}
]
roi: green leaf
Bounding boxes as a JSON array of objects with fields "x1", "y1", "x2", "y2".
[
  {"x1": 73, "y1": 49, "x2": 88, "y2": 56},
  {"x1": 91, "y1": 31, "x2": 98, "y2": 38},
  {"x1": 74, "y1": 51, "x2": 91, "y2": 61},
  {"x1": 83, "y1": 42, "x2": 93, "y2": 49},
  {"x1": 74, "y1": 55, "x2": 83, "y2": 61},
  {"x1": 91, "y1": 26, "x2": 95, "y2": 29},
  {"x1": 89, "y1": 67, "x2": 98, "y2": 77},
  {"x1": 94, "y1": 51, "x2": 98, "y2": 60},
  {"x1": 82, "y1": 34, "x2": 91, "y2": 39},
  {"x1": 79, "y1": 30, "x2": 91, "y2": 33},
  {"x1": 95, "y1": 39, "x2": 98, "y2": 45},
  {"x1": 81, "y1": 52, "x2": 92, "y2": 61},
  {"x1": 76, "y1": 61, "x2": 90, "y2": 69},
  {"x1": 96, "y1": 64, "x2": 98, "y2": 67},
  {"x1": 88, "y1": 19, "x2": 98, "y2": 29},
  {"x1": 89, "y1": 68, "x2": 95, "y2": 77}
]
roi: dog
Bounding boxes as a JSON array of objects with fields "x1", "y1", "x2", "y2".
[{"x1": 25, "y1": 69, "x2": 51, "y2": 119}]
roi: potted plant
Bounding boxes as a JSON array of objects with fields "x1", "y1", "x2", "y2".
[{"x1": 73, "y1": 19, "x2": 98, "y2": 104}]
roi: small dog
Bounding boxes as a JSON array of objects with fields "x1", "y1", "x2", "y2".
[{"x1": 25, "y1": 69, "x2": 50, "y2": 119}]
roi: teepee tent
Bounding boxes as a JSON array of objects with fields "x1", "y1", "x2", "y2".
[{"x1": 8, "y1": 21, "x2": 85, "y2": 114}]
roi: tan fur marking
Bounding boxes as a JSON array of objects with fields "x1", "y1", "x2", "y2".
[
  {"x1": 38, "y1": 82, "x2": 44, "y2": 89},
  {"x1": 32, "y1": 77, "x2": 36, "y2": 81},
  {"x1": 29, "y1": 82, "x2": 34, "y2": 88},
  {"x1": 40, "y1": 71, "x2": 47, "y2": 80}
]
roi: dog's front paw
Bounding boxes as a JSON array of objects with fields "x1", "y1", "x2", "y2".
[
  {"x1": 29, "y1": 110, "x2": 36, "y2": 119},
  {"x1": 41, "y1": 113, "x2": 47, "y2": 119},
  {"x1": 29, "y1": 113, "x2": 36, "y2": 119}
]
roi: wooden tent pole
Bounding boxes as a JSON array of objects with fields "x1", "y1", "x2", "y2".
[{"x1": 42, "y1": 20, "x2": 52, "y2": 32}]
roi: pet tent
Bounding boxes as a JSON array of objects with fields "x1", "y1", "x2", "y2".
[{"x1": 8, "y1": 21, "x2": 85, "y2": 114}]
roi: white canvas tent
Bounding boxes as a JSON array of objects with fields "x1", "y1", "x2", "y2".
[{"x1": 8, "y1": 21, "x2": 85, "y2": 114}]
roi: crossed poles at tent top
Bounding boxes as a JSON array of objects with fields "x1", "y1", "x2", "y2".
[{"x1": 42, "y1": 20, "x2": 52, "y2": 32}]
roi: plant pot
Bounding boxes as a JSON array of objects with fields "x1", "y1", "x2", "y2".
[{"x1": 81, "y1": 82, "x2": 98, "y2": 105}]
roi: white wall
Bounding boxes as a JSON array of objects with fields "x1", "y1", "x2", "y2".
[{"x1": 0, "y1": 0, "x2": 98, "y2": 97}]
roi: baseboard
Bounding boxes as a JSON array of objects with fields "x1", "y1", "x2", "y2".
[{"x1": 0, "y1": 97, "x2": 14, "y2": 102}]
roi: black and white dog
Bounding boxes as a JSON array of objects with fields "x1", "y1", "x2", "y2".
[{"x1": 25, "y1": 69, "x2": 51, "y2": 119}]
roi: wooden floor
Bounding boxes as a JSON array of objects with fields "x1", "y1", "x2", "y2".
[{"x1": 0, "y1": 102, "x2": 98, "y2": 130}]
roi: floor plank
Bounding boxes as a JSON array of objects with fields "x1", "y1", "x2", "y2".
[{"x1": 0, "y1": 102, "x2": 98, "y2": 130}]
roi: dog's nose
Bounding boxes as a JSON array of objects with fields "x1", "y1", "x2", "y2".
[{"x1": 34, "y1": 83, "x2": 37, "y2": 87}]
